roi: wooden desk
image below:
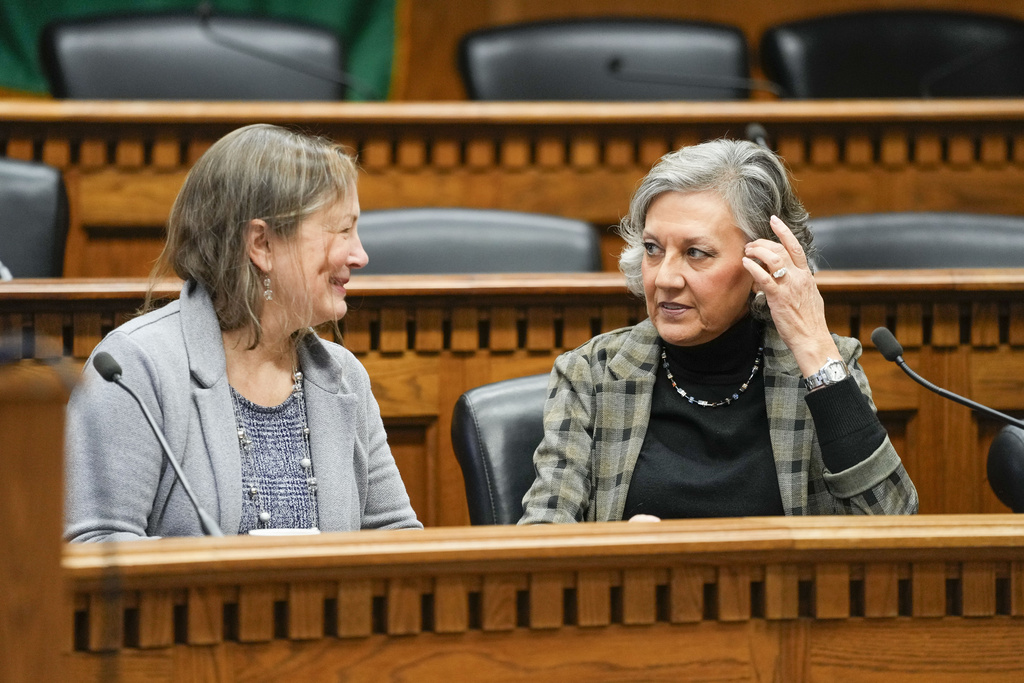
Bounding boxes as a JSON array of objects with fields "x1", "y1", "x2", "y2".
[
  {"x1": 3, "y1": 100, "x2": 1024, "y2": 276},
  {"x1": 63, "y1": 515, "x2": 1024, "y2": 681},
  {"x1": 2, "y1": 271, "x2": 1023, "y2": 524}
]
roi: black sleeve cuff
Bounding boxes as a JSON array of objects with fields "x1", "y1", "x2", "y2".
[{"x1": 804, "y1": 376, "x2": 887, "y2": 473}]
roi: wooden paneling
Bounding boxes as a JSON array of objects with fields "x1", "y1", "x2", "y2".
[
  {"x1": 0, "y1": 362, "x2": 73, "y2": 682},
  {"x1": 3, "y1": 271, "x2": 1023, "y2": 526},
  {"x1": 61, "y1": 516, "x2": 1024, "y2": 681},
  {"x1": 4, "y1": 101, "x2": 1024, "y2": 276}
]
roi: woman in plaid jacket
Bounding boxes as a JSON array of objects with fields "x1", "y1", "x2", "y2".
[{"x1": 520, "y1": 139, "x2": 918, "y2": 523}]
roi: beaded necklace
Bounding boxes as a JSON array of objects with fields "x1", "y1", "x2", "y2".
[
  {"x1": 660, "y1": 345, "x2": 764, "y2": 408},
  {"x1": 232, "y1": 368, "x2": 318, "y2": 530}
]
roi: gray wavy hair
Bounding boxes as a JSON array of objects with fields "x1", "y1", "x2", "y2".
[
  {"x1": 618, "y1": 138, "x2": 813, "y2": 322},
  {"x1": 147, "y1": 123, "x2": 357, "y2": 346}
]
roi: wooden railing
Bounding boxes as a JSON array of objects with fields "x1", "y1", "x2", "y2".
[
  {"x1": 63, "y1": 515, "x2": 1024, "y2": 681},
  {"x1": 3, "y1": 271, "x2": 1023, "y2": 524},
  {"x1": 3, "y1": 100, "x2": 1024, "y2": 276}
]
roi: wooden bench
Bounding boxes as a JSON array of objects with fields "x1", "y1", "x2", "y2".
[{"x1": 63, "y1": 515, "x2": 1024, "y2": 681}]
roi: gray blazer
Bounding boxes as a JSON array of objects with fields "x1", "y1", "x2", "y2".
[{"x1": 65, "y1": 281, "x2": 421, "y2": 541}]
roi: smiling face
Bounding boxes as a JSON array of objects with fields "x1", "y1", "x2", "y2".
[
  {"x1": 641, "y1": 191, "x2": 754, "y2": 346},
  {"x1": 268, "y1": 188, "x2": 367, "y2": 330}
]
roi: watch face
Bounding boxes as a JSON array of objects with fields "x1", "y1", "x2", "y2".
[
  {"x1": 807, "y1": 359, "x2": 849, "y2": 390},
  {"x1": 825, "y1": 362, "x2": 848, "y2": 382}
]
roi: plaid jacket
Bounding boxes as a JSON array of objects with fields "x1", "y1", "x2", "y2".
[{"x1": 520, "y1": 320, "x2": 918, "y2": 523}]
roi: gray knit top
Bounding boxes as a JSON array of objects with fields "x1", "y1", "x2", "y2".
[{"x1": 231, "y1": 388, "x2": 317, "y2": 533}]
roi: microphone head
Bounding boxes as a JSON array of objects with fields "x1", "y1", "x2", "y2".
[
  {"x1": 871, "y1": 327, "x2": 904, "y2": 362},
  {"x1": 196, "y1": 1, "x2": 213, "y2": 20},
  {"x1": 987, "y1": 425, "x2": 1024, "y2": 512},
  {"x1": 93, "y1": 351, "x2": 123, "y2": 382},
  {"x1": 746, "y1": 123, "x2": 768, "y2": 145}
]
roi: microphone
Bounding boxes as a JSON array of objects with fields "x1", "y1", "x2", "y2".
[
  {"x1": 987, "y1": 425, "x2": 1024, "y2": 512},
  {"x1": 92, "y1": 351, "x2": 123, "y2": 382},
  {"x1": 871, "y1": 327, "x2": 905, "y2": 364},
  {"x1": 870, "y1": 327, "x2": 1024, "y2": 430},
  {"x1": 746, "y1": 123, "x2": 769, "y2": 149},
  {"x1": 873, "y1": 327, "x2": 1024, "y2": 512},
  {"x1": 194, "y1": 2, "x2": 381, "y2": 100},
  {"x1": 606, "y1": 57, "x2": 782, "y2": 98},
  {"x1": 93, "y1": 351, "x2": 225, "y2": 536}
]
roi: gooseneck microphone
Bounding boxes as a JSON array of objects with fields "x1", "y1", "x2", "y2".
[
  {"x1": 93, "y1": 351, "x2": 225, "y2": 536},
  {"x1": 873, "y1": 327, "x2": 1024, "y2": 512},
  {"x1": 746, "y1": 123, "x2": 769, "y2": 149},
  {"x1": 870, "y1": 327, "x2": 1024, "y2": 430},
  {"x1": 606, "y1": 57, "x2": 783, "y2": 97}
]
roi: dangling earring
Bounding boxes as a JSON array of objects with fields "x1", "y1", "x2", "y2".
[{"x1": 263, "y1": 275, "x2": 273, "y2": 301}]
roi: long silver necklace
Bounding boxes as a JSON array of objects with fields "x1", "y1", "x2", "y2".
[
  {"x1": 232, "y1": 368, "x2": 318, "y2": 530},
  {"x1": 661, "y1": 345, "x2": 764, "y2": 408}
]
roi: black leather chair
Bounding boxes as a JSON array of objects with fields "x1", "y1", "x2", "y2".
[
  {"x1": 0, "y1": 158, "x2": 69, "y2": 278},
  {"x1": 40, "y1": 12, "x2": 347, "y2": 100},
  {"x1": 356, "y1": 208, "x2": 602, "y2": 275},
  {"x1": 988, "y1": 425, "x2": 1024, "y2": 513},
  {"x1": 809, "y1": 213, "x2": 1024, "y2": 270},
  {"x1": 451, "y1": 374, "x2": 549, "y2": 525},
  {"x1": 761, "y1": 11, "x2": 1024, "y2": 98},
  {"x1": 459, "y1": 18, "x2": 752, "y2": 100}
]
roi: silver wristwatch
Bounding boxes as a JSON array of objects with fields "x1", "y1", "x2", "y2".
[{"x1": 804, "y1": 357, "x2": 849, "y2": 392}]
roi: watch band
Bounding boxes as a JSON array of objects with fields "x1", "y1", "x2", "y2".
[{"x1": 804, "y1": 357, "x2": 849, "y2": 392}]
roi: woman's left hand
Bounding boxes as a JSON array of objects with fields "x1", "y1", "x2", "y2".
[
  {"x1": 742, "y1": 216, "x2": 841, "y2": 377},
  {"x1": 627, "y1": 514, "x2": 662, "y2": 523}
]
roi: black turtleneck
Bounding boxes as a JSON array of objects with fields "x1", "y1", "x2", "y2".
[
  {"x1": 624, "y1": 316, "x2": 782, "y2": 519},
  {"x1": 623, "y1": 316, "x2": 887, "y2": 520}
]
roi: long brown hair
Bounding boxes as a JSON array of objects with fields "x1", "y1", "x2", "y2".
[{"x1": 146, "y1": 124, "x2": 357, "y2": 346}]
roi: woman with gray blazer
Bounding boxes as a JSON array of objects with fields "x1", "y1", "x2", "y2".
[{"x1": 65, "y1": 124, "x2": 421, "y2": 541}]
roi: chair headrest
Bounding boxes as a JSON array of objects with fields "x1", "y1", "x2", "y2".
[
  {"x1": 357, "y1": 208, "x2": 601, "y2": 275},
  {"x1": 460, "y1": 18, "x2": 750, "y2": 101},
  {"x1": 451, "y1": 374, "x2": 550, "y2": 525},
  {"x1": 810, "y1": 212, "x2": 1024, "y2": 269},
  {"x1": 762, "y1": 10, "x2": 1024, "y2": 98},
  {"x1": 0, "y1": 158, "x2": 68, "y2": 278},
  {"x1": 40, "y1": 12, "x2": 347, "y2": 100}
]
